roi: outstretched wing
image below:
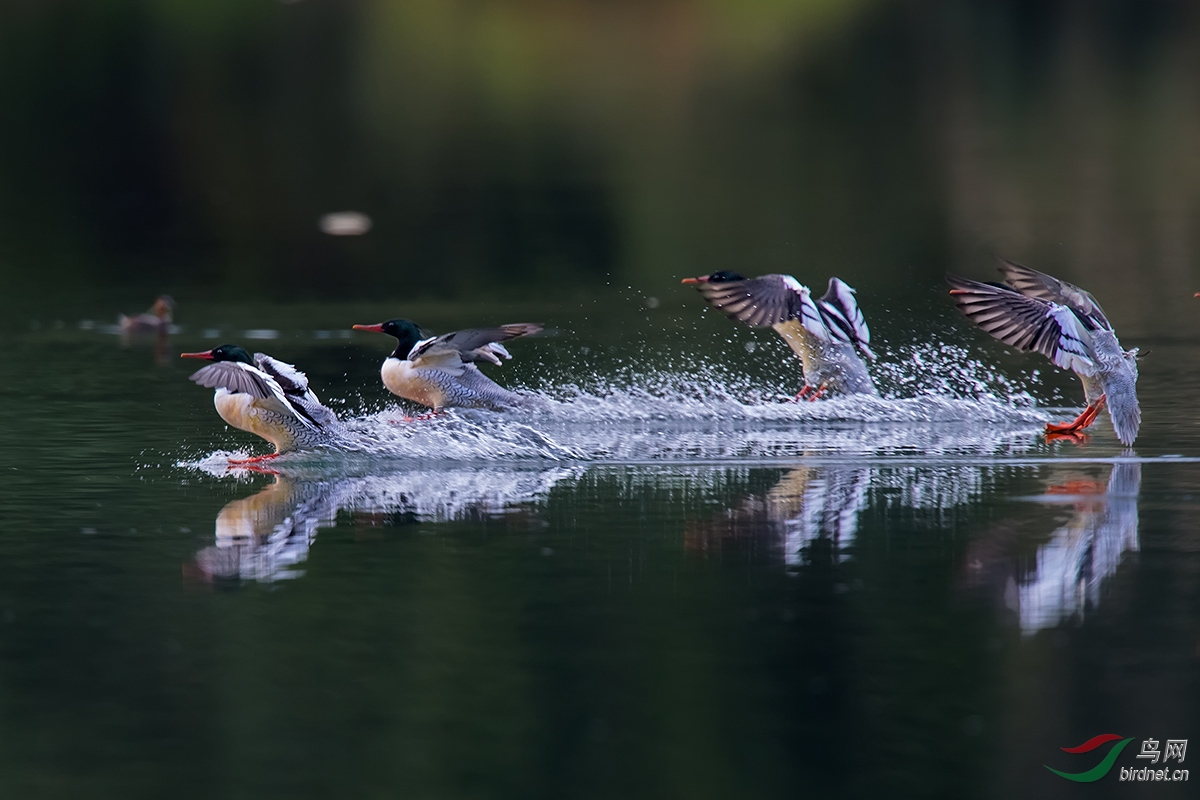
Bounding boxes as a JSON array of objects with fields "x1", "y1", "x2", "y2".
[
  {"x1": 253, "y1": 353, "x2": 340, "y2": 428},
  {"x1": 947, "y1": 275, "x2": 1097, "y2": 376},
  {"x1": 189, "y1": 361, "x2": 317, "y2": 429},
  {"x1": 253, "y1": 353, "x2": 311, "y2": 394},
  {"x1": 408, "y1": 323, "x2": 543, "y2": 366},
  {"x1": 691, "y1": 274, "x2": 829, "y2": 340},
  {"x1": 996, "y1": 259, "x2": 1111, "y2": 330},
  {"x1": 190, "y1": 361, "x2": 280, "y2": 401},
  {"x1": 816, "y1": 277, "x2": 874, "y2": 359}
]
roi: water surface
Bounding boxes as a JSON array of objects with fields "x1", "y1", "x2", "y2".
[{"x1": 1, "y1": 299, "x2": 1197, "y2": 799}]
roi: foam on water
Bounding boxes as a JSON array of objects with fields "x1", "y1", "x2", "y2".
[
  {"x1": 178, "y1": 382, "x2": 1057, "y2": 472},
  {"x1": 173, "y1": 331, "x2": 1071, "y2": 470}
]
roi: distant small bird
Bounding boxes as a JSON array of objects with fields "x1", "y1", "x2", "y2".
[
  {"x1": 681, "y1": 271, "x2": 877, "y2": 399},
  {"x1": 182, "y1": 345, "x2": 343, "y2": 461},
  {"x1": 948, "y1": 260, "x2": 1140, "y2": 445},
  {"x1": 352, "y1": 319, "x2": 542, "y2": 413},
  {"x1": 119, "y1": 295, "x2": 174, "y2": 335}
]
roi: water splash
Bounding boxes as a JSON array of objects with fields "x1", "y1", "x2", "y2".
[{"x1": 175, "y1": 327, "x2": 1067, "y2": 469}]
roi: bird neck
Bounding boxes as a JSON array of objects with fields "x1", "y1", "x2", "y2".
[{"x1": 389, "y1": 331, "x2": 420, "y2": 360}]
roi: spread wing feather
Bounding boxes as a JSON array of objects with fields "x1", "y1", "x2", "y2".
[
  {"x1": 254, "y1": 353, "x2": 341, "y2": 429},
  {"x1": 947, "y1": 275, "x2": 1098, "y2": 376},
  {"x1": 408, "y1": 323, "x2": 543, "y2": 365},
  {"x1": 692, "y1": 274, "x2": 830, "y2": 340},
  {"x1": 190, "y1": 361, "x2": 275, "y2": 401},
  {"x1": 996, "y1": 259, "x2": 1111, "y2": 330},
  {"x1": 189, "y1": 361, "x2": 318, "y2": 429},
  {"x1": 817, "y1": 277, "x2": 874, "y2": 359},
  {"x1": 253, "y1": 353, "x2": 310, "y2": 395}
]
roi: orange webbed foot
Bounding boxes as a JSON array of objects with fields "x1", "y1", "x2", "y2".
[
  {"x1": 1044, "y1": 430, "x2": 1091, "y2": 444},
  {"x1": 1046, "y1": 480, "x2": 1106, "y2": 495},
  {"x1": 1044, "y1": 394, "x2": 1106, "y2": 437},
  {"x1": 238, "y1": 464, "x2": 281, "y2": 476},
  {"x1": 392, "y1": 409, "x2": 444, "y2": 423},
  {"x1": 791, "y1": 386, "x2": 814, "y2": 403},
  {"x1": 228, "y1": 453, "x2": 280, "y2": 466}
]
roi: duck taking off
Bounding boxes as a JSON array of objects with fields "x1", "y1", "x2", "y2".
[
  {"x1": 352, "y1": 320, "x2": 542, "y2": 412},
  {"x1": 947, "y1": 260, "x2": 1140, "y2": 445},
  {"x1": 182, "y1": 345, "x2": 344, "y2": 461},
  {"x1": 681, "y1": 271, "x2": 877, "y2": 399}
]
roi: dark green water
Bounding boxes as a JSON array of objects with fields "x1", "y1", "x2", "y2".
[{"x1": 1, "y1": 296, "x2": 1198, "y2": 799}]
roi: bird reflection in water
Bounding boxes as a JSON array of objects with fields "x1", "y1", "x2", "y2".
[
  {"x1": 192, "y1": 473, "x2": 335, "y2": 583},
  {"x1": 685, "y1": 466, "x2": 867, "y2": 564},
  {"x1": 686, "y1": 464, "x2": 987, "y2": 566},
  {"x1": 771, "y1": 467, "x2": 870, "y2": 566},
  {"x1": 963, "y1": 462, "x2": 1140, "y2": 634},
  {"x1": 190, "y1": 467, "x2": 575, "y2": 583}
]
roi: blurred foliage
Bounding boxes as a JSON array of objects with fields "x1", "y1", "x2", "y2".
[{"x1": 0, "y1": 0, "x2": 1198, "y2": 334}]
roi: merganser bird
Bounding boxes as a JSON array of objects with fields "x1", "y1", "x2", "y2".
[
  {"x1": 681, "y1": 271, "x2": 877, "y2": 399},
  {"x1": 182, "y1": 345, "x2": 344, "y2": 460},
  {"x1": 120, "y1": 295, "x2": 174, "y2": 335},
  {"x1": 947, "y1": 260, "x2": 1140, "y2": 445},
  {"x1": 351, "y1": 319, "x2": 542, "y2": 412}
]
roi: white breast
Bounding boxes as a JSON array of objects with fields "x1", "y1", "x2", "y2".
[
  {"x1": 213, "y1": 388, "x2": 259, "y2": 432},
  {"x1": 212, "y1": 388, "x2": 295, "y2": 451},
  {"x1": 381, "y1": 357, "x2": 445, "y2": 408}
]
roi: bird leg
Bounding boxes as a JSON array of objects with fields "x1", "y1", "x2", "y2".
[
  {"x1": 238, "y1": 464, "x2": 281, "y2": 476},
  {"x1": 228, "y1": 453, "x2": 280, "y2": 465},
  {"x1": 791, "y1": 384, "x2": 828, "y2": 403},
  {"x1": 1045, "y1": 394, "x2": 1106, "y2": 436},
  {"x1": 396, "y1": 409, "x2": 446, "y2": 423},
  {"x1": 1045, "y1": 480, "x2": 1106, "y2": 496},
  {"x1": 1044, "y1": 430, "x2": 1089, "y2": 444},
  {"x1": 791, "y1": 385, "x2": 815, "y2": 402}
]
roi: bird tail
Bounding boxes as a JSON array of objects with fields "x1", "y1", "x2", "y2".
[{"x1": 1101, "y1": 374, "x2": 1141, "y2": 446}]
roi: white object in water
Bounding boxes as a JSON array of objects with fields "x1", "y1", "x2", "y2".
[{"x1": 319, "y1": 211, "x2": 372, "y2": 236}]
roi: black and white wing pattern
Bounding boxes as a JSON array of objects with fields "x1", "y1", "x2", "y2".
[
  {"x1": 815, "y1": 278, "x2": 874, "y2": 359},
  {"x1": 996, "y1": 259, "x2": 1111, "y2": 330},
  {"x1": 189, "y1": 360, "x2": 283, "y2": 402},
  {"x1": 408, "y1": 323, "x2": 543, "y2": 367},
  {"x1": 947, "y1": 275, "x2": 1097, "y2": 376},
  {"x1": 692, "y1": 274, "x2": 829, "y2": 340},
  {"x1": 188, "y1": 360, "x2": 318, "y2": 428},
  {"x1": 254, "y1": 353, "x2": 340, "y2": 429}
]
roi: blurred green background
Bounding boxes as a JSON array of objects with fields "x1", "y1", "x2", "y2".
[{"x1": 2, "y1": 0, "x2": 1198, "y2": 336}]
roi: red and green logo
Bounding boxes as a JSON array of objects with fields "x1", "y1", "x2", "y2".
[{"x1": 1045, "y1": 734, "x2": 1134, "y2": 782}]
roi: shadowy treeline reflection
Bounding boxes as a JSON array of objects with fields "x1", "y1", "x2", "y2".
[{"x1": 2, "y1": 0, "x2": 1199, "y2": 331}]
